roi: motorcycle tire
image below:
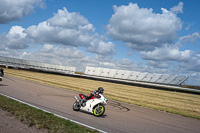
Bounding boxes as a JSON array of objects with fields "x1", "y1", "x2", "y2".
[
  {"x1": 73, "y1": 102, "x2": 80, "y2": 111},
  {"x1": 93, "y1": 104, "x2": 105, "y2": 117}
]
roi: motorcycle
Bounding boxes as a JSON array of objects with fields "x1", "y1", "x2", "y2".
[{"x1": 73, "y1": 93, "x2": 108, "y2": 117}]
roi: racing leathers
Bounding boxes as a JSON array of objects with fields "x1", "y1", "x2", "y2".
[{"x1": 81, "y1": 90, "x2": 100, "y2": 105}]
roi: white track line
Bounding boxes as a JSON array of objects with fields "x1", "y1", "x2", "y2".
[{"x1": 0, "y1": 93, "x2": 107, "y2": 133}]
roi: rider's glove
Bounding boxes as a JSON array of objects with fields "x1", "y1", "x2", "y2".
[{"x1": 91, "y1": 90, "x2": 96, "y2": 95}]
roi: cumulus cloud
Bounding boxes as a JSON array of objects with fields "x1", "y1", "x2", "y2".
[
  {"x1": 107, "y1": 2, "x2": 182, "y2": 51},
  {"x1": 0, "y1": 48, "x2": 25, "y2": 58},
  {"x1": 0, "y1": 26, "x2": 28, "y2": 49},
  {"x1": 20, "y1": 44, "x2": 91, "y2": 71},
  {"x1": 38, "y1": 44, "x2": 86, "y2": 58},
  {"x1": 19, "y1": 44, "x2": 116, "y2": 72},
  {"x1": 178, "y1": 53, "x2": 200, "y2": 72},
  {"x1": 47, "y1": 8, "x2": 94, "y2": 30},
  {"x1": 0, "y1": 0, "x2": 43, "y2": 24},
  {"x1": 140, "y1": 43, "x2": 200, "y2": 82},
  {"x1": 26, "y1": 7, "x2": 94, "y2": 46},
  {"x1": 24, "y1": 7, "x2": 115, "y2": 55},
  {"x1": 170, "y1": 2, "x2": 183, "y2": 14},
  {"x1": 88, "y1": 41, "x2": 115, "y2": 55},
  {"x1": 94, "y1": 54, "x2": 114, "y2": 62},
  {"x1": 0, "y1": 7, "x2": 115, "y2": 56},
  {"x1": 140, "y1": 45, "x2": 194, "y2": 61}
]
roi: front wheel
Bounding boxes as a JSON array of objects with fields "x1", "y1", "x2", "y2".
[
  {"x1": 73, "y1": 102, "x2": 80, "y2": 111},
  {"x1": 93, "y1": 104, "x2": 105, "y2": 117}
]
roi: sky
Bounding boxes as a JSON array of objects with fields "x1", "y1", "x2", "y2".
[{"x1": 0, "y1": 0, "x2": 200, "y2": 86}]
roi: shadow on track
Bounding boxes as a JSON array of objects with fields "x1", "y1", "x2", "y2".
[
  {"x1": 108, "y1": 100, "x2": 130, "y2": 112},
  {"x1": 0, "y1": 84, "x2": 7, "y2": 86}
]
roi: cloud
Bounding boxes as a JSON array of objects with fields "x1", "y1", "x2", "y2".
[
  {"x1": 140, "y1": 45, "x2": 194, "y2": 62},
  {"x1": 140, "y1": 43, "x2": 200, "y2": 82},
  {"x1": 178, "y1": 32, "x2": 200, "y2": 44},
  {"x1": 187, "y1": 72, "x2": 200, "y2": 86},
  {"x1": 0, "y1": 48, "x2": 25, "y2": 58},
  {"x1": 185, "y1": 23, "x2": 193, "y2": 31},
  {"x1": 0, "y1": 0, "x2": 43, "y2": 24},
  {"x1": 21, "y1": 44, "x2": 91, "y2": 71},
  {"x1": 24, "y1": 7, "x2": 115, "y2": 55},
  {"x1": 0, "y1": 26, "x2": 28, "y2": 49},
  {"x1": 47, "y1": 8, "x2": 93, "y2": 30},
  {"x1": 39, "y1": 44, "x2": 86, "y2": 58},
  {"x1": 107, "y1": 2, "x2": 182, "y2": 51},
  {"x1": 147, "y1": 60, "x2": 172, "y2": 69},
  {"x1": 1, "y1": 42, "x2": 199, "y2": 85},
  {"x1": 0, "y1": 7, "x2": 115, "y2": 56},
  {"x1": 88, "y1": 41, "x2": 115, "y2": 55},
  {"x1": 170, "y1": 2, "x2": 183, "y2": 14},
  {"x1": 26, "y1": 7, "x2": 95, "y2": 47},
  {"x1": 114, "y1": 58, "x2": 152, "y2": 72},
  {"x1": 19, "y1": 44, "x2": 115, "y2": 72},
  {"x1": 178, "y1": 53, "x2": 200, "y2": 72}
]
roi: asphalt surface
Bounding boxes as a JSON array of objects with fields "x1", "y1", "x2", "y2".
[{"x1": 0, "y1": 75, "x2": 200, "y2": 133}]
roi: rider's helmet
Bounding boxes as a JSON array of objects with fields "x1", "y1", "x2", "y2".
[{"x1": 98, "y1": 87, "x2": 104, "y2": 94}]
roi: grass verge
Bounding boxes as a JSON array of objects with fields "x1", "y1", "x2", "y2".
[
  {"x1": 4, "y1": 69, "x2": 200, "y2": 120},
  {"x1": 0, "y1": 94, "x2": 98, "y2": 133}
]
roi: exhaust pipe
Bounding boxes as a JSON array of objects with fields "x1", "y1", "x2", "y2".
[{"x1": 74, "y1": 96, "x2": 79, "y2": 102}]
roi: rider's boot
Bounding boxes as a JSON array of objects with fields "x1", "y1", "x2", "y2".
[{"x1": 81, "y1": 98, "x2": 86, "y2": 106}]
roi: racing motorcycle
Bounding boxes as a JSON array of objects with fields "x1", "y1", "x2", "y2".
[{"x1": 73, "y1": 93, "x2": 108, "y2": 117}]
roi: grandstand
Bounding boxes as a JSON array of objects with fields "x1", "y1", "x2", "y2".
[
  {"x1": 2, "y1": 56, "x2": 198, "y2": 93},
  {"x1": 84, "y1": 66, "x2": 188, "y2": 86},
  {"x1": 0, "y1": 56, "x2": 76, "y2": 75}
]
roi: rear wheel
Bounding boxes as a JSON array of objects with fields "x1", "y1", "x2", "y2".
[
  {"x1": 93, "y1": 104, "x2": 105, "y2": 117},
  {"x1": 73, "y1": 102, "x2": 80, "y2": 111}
]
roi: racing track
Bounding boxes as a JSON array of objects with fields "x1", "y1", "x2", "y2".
[{"x1": 0, "y1": 75, "x2": 200, "y2": 133}]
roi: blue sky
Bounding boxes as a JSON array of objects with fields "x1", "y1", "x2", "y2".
[{"x1": 0, "y1": 0, "x2": 200, "y2": 86}]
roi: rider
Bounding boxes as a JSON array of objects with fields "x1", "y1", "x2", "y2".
[
  {"x1": 0, "y1": 68, "x2": 3, "y2": 77},
  {"x1": 81, "y1": 87, "x2": 104, "y2": 104}
]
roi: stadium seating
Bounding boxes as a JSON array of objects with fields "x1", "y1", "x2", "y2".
[
  {"x1": 0, "y1": 56, "x2": 189, "y2": 86},
  {"x1": 84, "y1": 66, "x2": 188, "y2": 86},
  {"x1": 0, "y1": 56, "x2": 76, "y2": 74}
]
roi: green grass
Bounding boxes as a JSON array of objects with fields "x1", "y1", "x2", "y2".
[
  {"x1": 4, "y1": 69, "x2": 200, "y2": 120},
  {"x1": 0, "y1": 95, "x2": 98, "y2": 133}
]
